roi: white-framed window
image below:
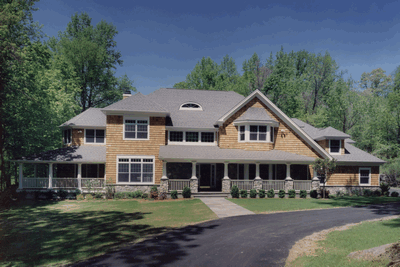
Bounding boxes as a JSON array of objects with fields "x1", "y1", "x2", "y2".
[
  {"x1": 179, "y1": 102, "x2": 203, "y2": 111},
  {"x1": 168, "y1": 130, "x2": 216, "y2": 145},
  {"x1": 85, "y1": 129, "x2": 105, "y2": 144},
  {"x1": 123, "y1": 117, "x2": 149, "y2": 140},
  {"x1": 237, "y1": 124, "x2": 274, "y2": 143},
  {"x1": 329, "y1": 139, "x2": 341, "y2": 154},
  {"x1": 63, "y1": 129, "x2": 72, "y2": 144},
  {"x1": 359, "y1": 167, "x2": 371, "y2": 185},
  {"x1": 117, "y1": 156, "x2": 154, "y2": 184}
]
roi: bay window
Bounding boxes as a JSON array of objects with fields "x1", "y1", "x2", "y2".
[{"x1": 237, "y1": 124, "x2": 274, "y2": 142}]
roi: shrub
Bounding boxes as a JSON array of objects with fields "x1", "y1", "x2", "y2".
[
  {"x1": 351, "y1": 189, "x2": 362, "y2": 197},
  {"x1": 150, "y1": 185, "x2": 158, "y2": 192},
  {"x1": 105, "y1": 178, "x2": 115, "y2": 199},
  {"x1": 45, "y1": 190, "x2": 54, "y2": 200},
  {"x1": 391, "y1": 191, "x2": 399, "y2": 197},
  {"x1": 288, "y1": 189, "x2": 295, "y2": 198},
  {"x1": 267, "y1": 189, "x2": 275, "y2": 198},
  {"x1": 94, "y1": 193, "x2": 103, "y2": 199},
  {"x1": 320, "y1": 189, "x2": 330, "y2": 198},
  {"x1": 75, "y1": 189, "x2": 82, "y2": 196},
  {"x1": 134, "y1": 190, "x2": 143, "y2": 198},
  {"x1": 336, "y1": 191, "x2": 344, "y2": 198},
  {"x1": 240, "y1": 189, "x2": 248, "y2": 198},
  {"x1": 114, "y1": 192, "x2": 125, "y2": 199},
  {"x1": 380, "y1": 183, "x2": 390, "y2": 197},
  {"x1": 363, "y1": 189, "x2": 373, "y2": 197},
  {"x1": 258, "y1": 189, "x2": 266, "y2": 198},
  {"x1": 85, "y1": 194, "x2": 94, "y2": 200},
  {"x1": 182, "y1": 187, "x2": 191, "y2": 198},
  {"x1": 125, "y1": 192, "x2": 135, "y2": 199},
  {"x1": 159, "y1": 192, "x2": 167, "y2": 200},
  {"x1": 278, "y1": 189, "x2": 285, "y2": 198},
  {"x1": 57, "y1": 189, "x2": 68, "y2": 200},
  {"x1": 310, "y1": 190, "x2": 318, "y2": 198},
  {"x1": 231, "y1": 185, "x2": 239, "y2": 198},
  {"x1": 142, "y1": 193, "x2": 148, "y2": 199},
  {"x1": 150, "y1": 186, "x2": 158, "y2": 199},
  {"x1": 249, "y1": 189, "x2": 257, "y2": 198},
  {"x1": 76, "y1": 194, "x2": 84, "y2": 201},
  {"x1": 373, "y1": 189, "x2": 381, "y2": 197},
  {"x1": 171, "y1": 190, "x2": 178, "y2": 199},
  {"x1": 300, "y1": 190, "x2": 307, "y2": 198}
]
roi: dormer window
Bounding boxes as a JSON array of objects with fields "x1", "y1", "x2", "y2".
[
  {"x1": 180, "y1": 102, "x2": 203, "y2": 111},
  {"x1": 329, "y1": 139, "x2": 341, "y2": 154}
]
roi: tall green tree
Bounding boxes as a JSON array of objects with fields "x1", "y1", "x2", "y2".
[{"x1": 360, "y1": 68, "x2": 392, "y2": 97}]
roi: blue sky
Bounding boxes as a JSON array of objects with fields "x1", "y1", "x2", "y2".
[{"x1": 33, "y1": 0, "x2": 400, "y2": 95}]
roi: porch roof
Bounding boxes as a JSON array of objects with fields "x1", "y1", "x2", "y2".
[
  {"x1": 159, "y1": 145, "x2": 316, "y2": 163},
  {"x1": 13, "y1": 146, "x2": 106, "y2": 163}
]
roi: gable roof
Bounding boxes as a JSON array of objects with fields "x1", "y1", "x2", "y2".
[
  {"x1": 233, "y1": 107, "x2": 279, "y2": 126},
  {"x1": 291, "y1": 119, "x2": 351, "y2": 140},
  {"x1": 60, "y1": 108, "x2": 106, "y2": 128},
  {"x1": 146, "y1": 88, "x2": 245, "y2": 128},
  {"x1": 101, "y1": 92, "x2": 169, "y2": 114},
  {"x1": 216, "y1": 90, "x2": 332, "y2": 159}
]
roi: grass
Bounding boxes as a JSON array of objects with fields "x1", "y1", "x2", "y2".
[
  {"x1": 228, "y1": 196, "x2": 400, "y2": 213},
  {"x1": 288, "y1": 217, "x2": 400, "y2": 267},
  {"x1": 0, "y1": 198, "x2": 217, "y2": 266}
]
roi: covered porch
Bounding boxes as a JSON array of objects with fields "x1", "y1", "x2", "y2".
[
  {"x1": 159, "y1": 145, "x2": 321, "y2": 193},
  {"x1": 13, "y1": 146, "x2": 106, "y2": 191}
]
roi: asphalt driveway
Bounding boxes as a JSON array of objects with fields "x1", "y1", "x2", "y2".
[{"x1": 73, "y1": 202, "x2": 400, "y2": 267}]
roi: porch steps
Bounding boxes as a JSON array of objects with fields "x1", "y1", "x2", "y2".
[{"x1": 192, "y1": 192, "x2": 230, "y2": 198}]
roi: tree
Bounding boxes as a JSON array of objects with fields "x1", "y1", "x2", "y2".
[
  {"x1": 312, "y1": 158, "x2": 337, "y2": 198},
  {"x1": 242, "y1": 52, "x2": 272, "y2": 93},
  {"x1": 360, "y1": 68, "x2": 392, "y2": 97},
  {"x1": 49, "y1": 12, "x2": 133, "y2": 111}
]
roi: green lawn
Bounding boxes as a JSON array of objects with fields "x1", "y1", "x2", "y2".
[
  {"x1": 228, "y1": 196, "x2": 400, "y2": 213},
  {"x1": 287, "y1": 217, "x2": 400, "y2": 267},
  {"x1": 0, "y1": 199, "x2": 217, "y2": 266}
]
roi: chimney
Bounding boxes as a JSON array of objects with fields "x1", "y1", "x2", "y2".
[{"x1": 123, "y1": 90, "x2": 131, "y2": 100}]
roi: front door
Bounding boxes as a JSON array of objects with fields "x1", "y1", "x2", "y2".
[{"x1": 198, "y1": 164, "x2": 216, "y2": 191}]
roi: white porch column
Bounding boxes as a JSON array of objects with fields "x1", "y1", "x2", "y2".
[
  {"x1": 77, "y1": 163, "x2": 82, "y2": 190},
  {"x1": 255, "y1": 163, "x2": 260, "y2": 179},
  {"x1": 191, "y1": 161, "x2": 197, "y2": 179},
  {"x1": 160, "y1": 161, "x2": 169, "y2": 193},
  {"x1": 286, "y1": 163, "x2": 291, "y2": 179},
  {"x1": 244, "y1": 164, "x2": 249, "y2": 180},
  {"x1": 19, "y1": 163, "x2": 23, "y2": 190},
  {"x1": 48, "y1": 163, "x2": 53, "y2": 189},
  {"x1": 254, "y1": 162, "x2": 262, "y2": 190},
  {"x1": 269, "y1": 164, "x2": 273, "y2": 180},
  {"x1": 222, "y1": 162, "x2": 231, "y2": 193},
  {"x1": 224, "y1": 162, "x2": 229, "y2": 179},
  {"x1": 162, "y1": 161, "x2": 168, "y2": 179},
  {"x1": 285, "y1": 163, "x2": 293, "y2": 192},
  {"x1": 190, "y1": 161, "x2": 198, "y2": 193}
]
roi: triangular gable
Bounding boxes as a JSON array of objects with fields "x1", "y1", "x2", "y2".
[{"x1": 216, "y1": 90, "x2": 332, "y2": 160}]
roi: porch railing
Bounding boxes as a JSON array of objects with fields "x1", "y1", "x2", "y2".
[
  {"x1": 52, "y1": 178, "x2": 78, "y2": 188},
  {"x1": 231, "y1": 180, "x2": 253, "y2": 191},
  {"x1": 168, "y1": 179, "x2": 190, "y2": 191},
  {"x1": 81, "y1": 178, "x2": 105, "y2": 188},
  {"x1": 22, "y1": 178, "x2": 49, "y2": 188},
  {"x1": 294, "y1": 180, "x2": 311, "y2": 191},
  {"x1": 262, "y1": 180, "x2": 285, "y2": 191}
]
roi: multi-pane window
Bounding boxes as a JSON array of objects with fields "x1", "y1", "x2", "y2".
[
  {"x1": 186, "y1": 132, "x2": 199, "y2": 142},
  {"x1": 170, "y1": 131, "x2": 184, "y2": 142},
  {"x1": 85, "y1": 129, "x2": 105, "y2": 143},
  {"x1": 359, "y1": 168, "x2": 370, "y2": 185},
  {"x1": 118, "y1": 157, "x2": 154, "y2": 183},
  {"x1": 239, "y1": 126, "x2": 245, "y2": 141},
  {"x1": 63, "y1": 129, "x2": 71, "y2": 144},
  {"x1": 124, "y1": 118, "x2": 148, "y2": 139},
  {"x1": 201, "y1": 132, "x2": 214, "y2": 143},
  {"x1": 249, "y1": 125, "x2": 267, "y2": 141},
  {"x1": 330, "y1": 140, "x2": 341, "y2": 153}
]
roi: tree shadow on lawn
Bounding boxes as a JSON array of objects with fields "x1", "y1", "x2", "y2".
[{"x1": 0, "y1": 200, "x2": 198, "y2": 266}]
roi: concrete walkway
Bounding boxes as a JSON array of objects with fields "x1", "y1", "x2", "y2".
[{"x1": 199, "y1": 197, "x2": 254, "y2": 218}]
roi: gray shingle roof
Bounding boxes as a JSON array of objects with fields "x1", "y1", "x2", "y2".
[
  {"x1": 233, "y1": 107, "x2": 278, "y2": 124},
  {"x1": 146, "y1": 88, "x2": 245, "y2": 128},
  {"x1": 291, "y1": 118, "x2": 350, "y2": 140},
  {"x1": 60, "y1": 108, "x2": 106, "y2": 127},
  {"x1": 159, "y1": 145, "x2": 315, "y2": 162},
  {"x1": 333, "y1": 143, "x2": 385, "y2": 164},
  {"x1": 102, "y1": 92, "x2": 168, "y2": 113},
  {"x1": 14, "y1": 146, "x2": 106, "y2": 163}
]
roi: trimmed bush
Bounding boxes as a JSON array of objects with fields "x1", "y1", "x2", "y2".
[
  {"x1": 363, "y1": 189, "x2": 373, "y2": 197},
  {"x1": 249, "y1": 189, "x2": 257, "y2": 198},
  {"x1": 134, "y1": 190, "x2": 143, "y2": 198},
  {"x1": 182, "y1": 187, "x2": 191, "y2": 198},
  {"x1": 278, "y1": 189, "x2": 285, "y2": 198},
  {"x1": 125, "y1": 192, "x2": 135, "y2": 199},
  {"x1": 142, "y1": 193, "x2": 149, "y2": 199},
  {"x1": 240, "y1": 189, "x2": 248, "y2": 198},
  {"x1": 94, "y1": 193, "x2": 103, "y2": 199},
  {"x1": 391, "y1": 191, "x2": 399, "y2": 197},
  {"x1": 170, "y1": 190, "x2": 178, "y2": 199},
  {"x1": 85, "y1": 194, "x2": 94, "y2": 200},
  {"x1": 380, "y1": 183, "x2": 390, "y2": 197},
  {"x1": 57, "y1": 189, "x2": 68, "y2": 200},
  {"x1": 288, "y1": 189, "x2": 295, "y2": 198},
  {"x1": 300, "y1": 190, "x2": 307, "y2": 198},
  {"x1": 267, "y1": 189, "x2": 275, "y2": 198},
  {"x1": 373, "y1": 189, "x2": 381, "y2": 197},
  {"x1": 351, "y1": 189, "x2": 362, "y2": 197},
  {"x1": 114, "y1": 192, "x2": 125, "y2": 199},
  {"x1": 76, "y1": 194, "x2": 84, "y2": 201},
  {"x1": 231, "y1": 185, "x2": 239, "y2": 198},
  {"x1": 258, "y1": 189, "x2": 266, "y2": 198},
  {"x1": 310, "y1": 190, "x2": 318, "y2": 198}
]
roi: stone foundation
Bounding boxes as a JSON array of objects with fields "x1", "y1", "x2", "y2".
[{"x1": 113, "y1": 185, "x2": 157, "y2": 194}]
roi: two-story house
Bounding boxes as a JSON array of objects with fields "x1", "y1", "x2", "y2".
[{"x1": 14, "y1": 88, "x2": 385, "y2": 195}]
